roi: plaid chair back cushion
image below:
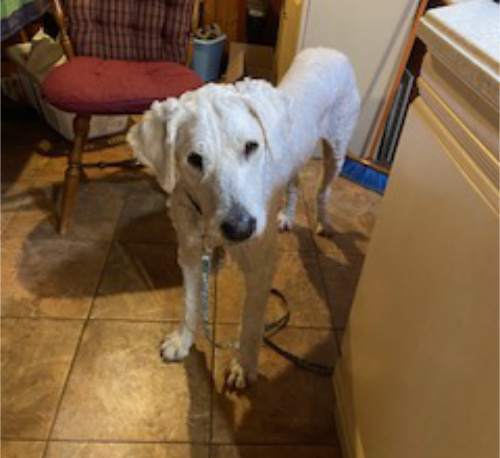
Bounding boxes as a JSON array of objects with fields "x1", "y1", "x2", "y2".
[{"x1": 66, "y1": 0, "x2": 194, "y2": 63}]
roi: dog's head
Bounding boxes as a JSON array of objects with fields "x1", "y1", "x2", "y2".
[{"x1": 127, "y1": 80, "x2": 291, "y2": 244}]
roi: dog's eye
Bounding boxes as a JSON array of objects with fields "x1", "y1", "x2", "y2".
[
  {"x1": 187, "y1": 152, "x2": 203, "y2": 171},
  {"x1": 244, "y1": 141, "x2": 259, "y2": 158}
]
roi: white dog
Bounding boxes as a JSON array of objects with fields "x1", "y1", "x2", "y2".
[{"x1": 128, "y1": 48, "x2": 360, "y2": 388}]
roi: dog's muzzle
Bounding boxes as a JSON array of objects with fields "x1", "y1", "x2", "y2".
[{"x1": 220, "y1": 203, "x2": 256, "y2": 242}]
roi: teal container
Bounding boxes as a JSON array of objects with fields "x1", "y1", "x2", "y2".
[{"x1": 191, "y1": 34, "x2": 226, "y2": 82}]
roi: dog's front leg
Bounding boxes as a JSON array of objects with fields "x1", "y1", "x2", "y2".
[
  {"x1": 226, "y1": 236, "x2": 278, "y2": 389},
  {"x1": 161, "y1": 242, "x2": 202, "y2": 361},
  {"x1": 161, "y1": 227, "x2": 203, "y2": 362}
]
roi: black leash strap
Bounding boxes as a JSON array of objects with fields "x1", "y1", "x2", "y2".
[{"x1": 264, "y1": 289, "x2": 334, "y2": 376}]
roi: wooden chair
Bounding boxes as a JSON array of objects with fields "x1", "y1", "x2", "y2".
[{"x1": 41, "y1": 0, "x2": 202, "y2": 233}]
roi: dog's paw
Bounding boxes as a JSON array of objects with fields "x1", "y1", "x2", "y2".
[
  {"x1": 225, "y1": 359, "x2": 256, "y2": 390},
  {"x1": 160, "y1": 331, "x2": 191, "y2": 362},
  {"x1": 278, "y1": 211, "x2": 294, "y2": 232},
  {"x1": 316, "y1": 221, "x2": 335, "y2": 238}
]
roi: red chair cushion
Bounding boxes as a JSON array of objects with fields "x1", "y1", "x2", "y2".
[{"x1": 41, "y1": 57, "x2": 203, "y2": 115}]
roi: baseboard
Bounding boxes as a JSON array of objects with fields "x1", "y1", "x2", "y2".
[{"x1": 333, "y1": 362, "x2": 366, "y2": 458}]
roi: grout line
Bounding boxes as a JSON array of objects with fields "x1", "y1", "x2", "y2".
[
  {"x1": 40, "y1": 319, "x2": 86, "y2": 458},
  {"x1": 0, "y1": 315, "x2": 338, "y2": 332},
  {"x1": 301, "y1": 187, "x2": 345, "y2": 358},
  {"x1": 1, "y1": 314, "x2": 339, "y2": 331},
  {"x1": 1, "y1": 235, "x2": 116, "y2": 245},
  {"x1": 110, "y1": 181, "x2": 130, "y2": 246},
  {"x1": 3, "y1": 436, "x2": 340, "y2": 448},
  {"x1": 208, "y1": 261, "x2": 219, "y2": 449},
  {"x1": 0, "y1": 315, "x2": 179, "y2": 323},
  {"x1": 211, "y1": 320, "x2": 336, "y2": 332},
  {"x1": 89, "y1": 316, "x2": 182, "y2": 323},
  {"x1": 40, "y1": 238, "x2": 115, "y2": 458},
  {"x1": 210, "y1": 442, "x2": 340, "y2": 449}
]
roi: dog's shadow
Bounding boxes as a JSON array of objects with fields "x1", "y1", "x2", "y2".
[
  {"x1": 297, "y1": 223, "x2": 367, "y2": 333},
  {"x1": 194, "y1": 221, "x2": 369, "y2": 455}
]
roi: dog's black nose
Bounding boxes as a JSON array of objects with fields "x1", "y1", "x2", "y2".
[{"x1": 220, "y1": 205, "x2": 256, "y2": 242}]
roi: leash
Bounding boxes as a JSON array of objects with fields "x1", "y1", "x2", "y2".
[
  {"x1": 185, "y1": 189, "x2": 333, "y2": 375},
  {"x1": 200, "y1": 242, "x2": 334, "y2": 376}
]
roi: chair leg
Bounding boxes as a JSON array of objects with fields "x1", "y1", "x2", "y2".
[{"x1": 59, "y1": 114, "x2": 91, "y2": 234}]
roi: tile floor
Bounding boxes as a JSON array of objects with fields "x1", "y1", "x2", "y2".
[{"x1": 1, "y1": 111, "x2": 381, "y2": 458}]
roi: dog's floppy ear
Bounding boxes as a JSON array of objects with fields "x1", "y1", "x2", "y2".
[
  {"x1": 127, "y1": 99, "x2": 183, "y2": 193},
  {"x1": 235, "y1": 79, "x2": 292, "y2": 157}
]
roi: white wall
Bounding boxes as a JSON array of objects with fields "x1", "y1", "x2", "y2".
[{"x1": 300, "y1": 0, "x2": 419, "y2": 157}]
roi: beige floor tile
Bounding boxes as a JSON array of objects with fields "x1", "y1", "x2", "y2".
[
  {"x1": 300, "y1": 161, "x2": 381, "y2": 254},
  {"x1": 1, "y1": 183, "x2": 30, "y2": 234},
  {"x1": 1, "y1": 239, "x2": 110, "y2": 318},
  {"x1": 91, "y1": 241, "x2": 217, "y2": 322},
  {"x1": 1, "y1": 238, "x2": 24, "y2": 290},
  {"x1": 211, "y1": 325, "x2": 339, "y2": 445},
  {"x1": 313, "y1": 224, "x2": 372, "y2": 260},
  {"x1": 2, "y1": 179, "x2": 127, "y2": 242},
  {"x1": 312, "y1": 216, "x2": 373, "y2": 257},
  {"x1": 1, "y1": 180, "x2": 60, "y2": 240},
  {"x1": 318, "y1": 252, "x2": 365, "y2": 330},
  {"x1": 115, "y1": 187, "x2": 177, "y2": 243},
  {"x1": 214, "y1": 257, "x2": 292, "y2": 327},
  {"x1": 272, "y1": 251, "x2": 333, "y2": 328},
  {"x1": 91, "y1": 242, "x2": 183, "y2": 321},
  {"x1": 216, "y1": 252, "x2": 333, "y2": 328},
  {"x1": 277, "y1": 221, "x2": 315, "y2": 252},
  {"x1": 1, "y1": 162, "x2": 45, "y2": 187},
  {"x1": 1, "y1": 210, "x2": 16, "y2": 234},
  {"x1": 45, "y1": 442, "x2": 209, "y2": 458},
  {"x1": 1, "y1": 319, "x2": 84, "y2": 439},
  {"x1": 212, "y1": 445, "x2": 341, "y2": 458},
  {"x1": 52, "y1": 321, "x2": 212, "y2": 442},
  {"x1": 1, "y1": 146, "x2": 49, "y2": 186},
  {"x1": 0, "y1": 441, "x2": 46, "y2": 458},
  {"x1": 213, "y1": 257, "x2": 243, "y2": 325}
]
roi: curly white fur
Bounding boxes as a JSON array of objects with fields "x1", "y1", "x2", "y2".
[{"x1": 128, "y1": 48, "x2": 360, "y2": 389}]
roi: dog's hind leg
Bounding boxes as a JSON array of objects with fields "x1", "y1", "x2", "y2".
[
  {"x1": 278, "y1": 174, "x2": 300, "y2": 231},
  {"x1": 316, "y1": 138, "x2": 346, "y2": 236}
]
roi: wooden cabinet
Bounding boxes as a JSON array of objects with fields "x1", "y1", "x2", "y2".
[
  {"x1": 203, "y1": 0, "x2": 245, "y2": 42},
  {"x1": 333, "y1": 2, "x2": 499, "y2": 457},
  {"x1": 275, "y1": 0, "x2": 304, "y2": 81}
]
